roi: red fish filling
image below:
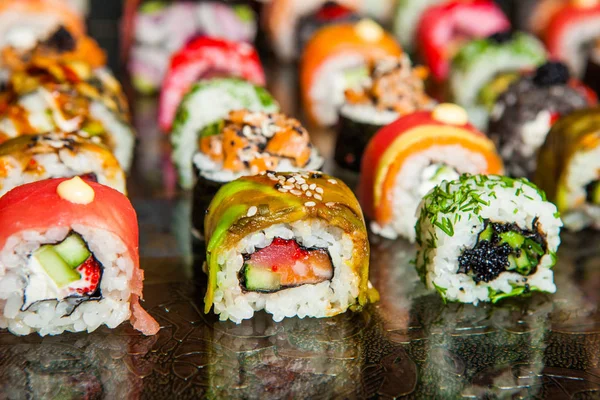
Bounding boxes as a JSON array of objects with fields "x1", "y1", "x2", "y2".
[{"x1": 240, "y1": 238, "x2": 334, "y2": 292}]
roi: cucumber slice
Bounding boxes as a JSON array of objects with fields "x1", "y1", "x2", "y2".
[
  {"x1": 499, "y1": 231, "x2": 525, "y2": 249},
  {"x1": 514, "y1": 251, "x2": 532, "y2": 275},
  {"x1": 53, "y1": 234, "x2": 91, "y2": 268},
  {"x1": 343, "y1": 67, "x2": 368, "y2": 89},
  {"x1": 524, "y1": 238, "x2": 544, "y2": 257},
  {"x1": 34, "y1": 245, "x2": 80, "y2": 288},
  {"x1": 478, "y1": 224, "x2": 494, "y2": 242},
  {"x1": 244, "y1": 265, "x2": 281, "y2": 291}
]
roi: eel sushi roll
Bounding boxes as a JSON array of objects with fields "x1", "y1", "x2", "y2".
[
  {"x1": 335, "y1": 55, "x2": 435, "y2": 171},
  {"x1": 489, "y1": 62, "x2": 593, "y2": 178},
  {"x1": 158, "y1": 36, "x2": 265, "y2": 132},
  {"x1": 535, "y1": 108, "x2": 600, "y2": 231},
  {"x1": 0, "y1": 132, "x2": 126, "y2": 196},
  {"x1": 299, "y1": 20, "x2": 402, "y2": 127},
  {"x1": 0, "y1": 58, "x2": 135, "y2": 171},
  {"x1": 359, "y1": 104, "x2": 504, "y2": 242},
  {"x1": 192, "y1": 110, "x2": 324, "y2": 239},
  {"x1": 203, "y1": 171, "x2": 377, "y2": 323},
  {"x1": 393, "y1": 0, "x2": 444, "y2": 53},
  {"x1": 416, "y1": 0, "x2": 510, "y2": 83},
  {"x1": 123, "y1": 0, "x2": 257, "y2": 94},
  {"x1": 0, "y1": 177, "x2": 159, "y2": 336},
  {"x1": 449, "y1": 31, "x2": 547, "y2": 128},
  {"x1": 415, "y1": 174, "x2": 562, "y2": 304},
  {"x1": 170, "y1": 78, "x2": 279, "y2": 189}
]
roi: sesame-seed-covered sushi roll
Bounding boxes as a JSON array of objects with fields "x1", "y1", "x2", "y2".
[
  {"x1": 359, "y1": 104, "x2": 504, "y2": 242},
  {"x1": 0, "y1": 177, "x2": 159, "y2": 336},
  {"x1": 0, "y1": 132, "x2": 126, "y2": 196},
  {"x1": 489, "y1": 62, "x2": 594, "y2": 178},
  {"x1": 415, "y1": 174, "x2": 562, "y2": 304},
  {"x1": 535, "y1": 108, "x2": 600, "y2": 231},
  {"x1": 171, "y1": 78, "x2": 279, "y2": 189},
  {"x1": 335, "y1": 55, "x2": 435, "y2": 171},
  {"x1": 0, "y1": 58, "x2": 135, "y2": 171},
  {"x1": 192, "y1": 110, "x2": 324, "y2": 239},
  {"x1": 204, "y1": 171, "x2": 377, "y2": 323}
]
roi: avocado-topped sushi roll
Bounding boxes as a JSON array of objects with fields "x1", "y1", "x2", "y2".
[
  {"x1": 535, "y1": 108, "x2": 600, "y2": 231},
  {"x1": 204, "y1": 171, "x2": 377, "y2": 323},
  {"x1": 415, "y1": 174, "x2": 562, "y2": 304},
  {"x1": 171, "y1": 78, "x2": 279, "y2": 189},
  {"x1": 0, "y1": 58, "x2": 135, "y2": 171},
  {"x1": 0, "y1": 177, "x2": 159, "y2": 336},
  {"x1": 192, "y1": 110, "x2": 324, "y2": 239},
  {"x1": 489, "y1": 62, "x2": 593, "y2": 178},
  {"x1": 0, "y1": 132, "x2": 126, "y2": 196},
  {"x1": 359, "y1": 104, "x2": 504, "y2": 242},
  {"x1": 335, "y1": 55, "x2": 435, "y2": 171},
  {"x1": 449, "y1": 31, "x2": 547, "y2": 128}
]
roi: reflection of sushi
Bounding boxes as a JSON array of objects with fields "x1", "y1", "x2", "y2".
[
  {"x1": 203, "y1": 171, "x2": 377, "y2": 323},
  {"x1": 192, "y1": 110, "x2": 324, "y2": 239},
  {"x1": 415, "y1": 174, "x2": 562, "y2": 304},
  {"x1": 535, "y1": 108, "x2": 600, "y2": 231},
  {"x1": 359, "y1": 104, "x2": 504, "y2": 242},
  {"x1": 300, "y1": 20, "x2": 402, "y2": 127},
  {"x1": 0, "y1": 132, "x2": 126, "y2": 196},
  {"x1": 0, "y1": 59, "x2": 135, "y2": 171},
  {"x1": 0, "y1": 177, "x2": 159, "y2": 336},
  {"x1": 489, "y1": 62, "x2": 592, "y2": 178},
  {"x1": 335, "y1": 55, "x2": 434, "y2": 171},
  {"x1": 170, "y1": 78, "x2": 279, "y2": 189}
]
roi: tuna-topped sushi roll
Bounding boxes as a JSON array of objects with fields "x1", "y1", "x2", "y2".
[
  {"x1": 0, "y1": 58, "x2": 135, "y2": 171},
  {"x1": 0, "y1": 177, "x2": 159, "y2": 336},
  {"x1": 489, "y1": 62, "x2": 593, "y2": 178},
  {"x1": 192, "y1": 110, "x2": 323, "y2": 239},
  {"x1": 449, "y1": 31, "x2": 547, "y2": 128},
  {"x1": 0, "y1": 132, "x2": 126, "y2": 196},
  {"x1": 415, "y1": 174, "x2": 562, "y2": 304},
  {"x1": 535, "y1": 108, "x2": 600, "y2": 231},
  {"x1": 204, "y1": 171, "x2": 377, "y2": 323},
  {"x1": 171, "y1": 79, "x2": 279, "y2": 189},
  {"x1": 335, "y1": 55, "x2": 435, "y2": 171},
  {"x1": 359, "y1": 104, "x2": 504, "y2": 242}
]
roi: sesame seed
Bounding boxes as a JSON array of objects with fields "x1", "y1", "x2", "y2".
[
  {"x1": 290, "y1": 189, "x2": 302, "y2": 196},
  {"x1": 296, "y1": 177, "x2": 305, "y2": 184},
  {"x1": 278, "y1": 188, "x2": 288, "y2": 193},
  {"x1": 328, "y1": 179, "x2": 337, "y2": 184},
  {"x1": 315, "y1": 187, "x2": 324, "y2": 194},
  {"x1": 314, "y1": 194, "x2": 322, "y2": 201},
  {"x1": 326, "y1": 202, "x2": 335, "y2": 207},
  {"x1": 309, "y1": 184, "x2": 316, "y2": 190},
  {"x1": 305, "y1": 201, "x2": 316, "y2": 207},
  {"x1": 247, "y1": 206, "x2": 257, "y2": 217},
  {"x1": 306, "y1": 191, "x2": 312, "y2": 197},
  {"x1": 301, "y1": 184, "x2": 309, "y2": 191},
  {"x1": 287, "y1": 178, "x2": 295, "y2": 183},
  {"x1": 282, "y1": 184, "x2": 294, "y2": 190}
]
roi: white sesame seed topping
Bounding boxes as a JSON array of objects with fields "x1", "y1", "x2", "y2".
[
  {"x1": 326, "y1": 202, "x2": 335, "y2": 207},
  {"x1": 278, "y1": 188, "x2": 288, "y2": 193},
  {"x1": 301, "y1": 184, "x2": 309, "y2": 191},
  {"x1": 290, "y1": 189, "x2": 302, "y2": 196},
  {"x1": 305, "y1": 201, "x2": 316, "y2": 207},
  {"x1": 306, "y1": 191, "x2": 312, "y2": 197},
  {"x1": 282, "y1": 184, "x2": 294, "y2": 190},
  {"x1": 247, "y1": 206, "x2": 257, "y2": 217},
  {"x1": 315, "y1": 187, "x2": 324, "y2": 194},
  {"x1": 287, "y1": 178, "x2": 295, "y2": 184},
  {"x1": 296, "y1": 177, "x2": 306, "y2": 184},
  {"x1": 309, "y1": 184, "x2": 316, "y2": 190},
  {"x1": 328, "y1": 179, "x2": 337, "y2": 184},
  {"x1": 314, "y1": 194, "x2": 322, "y2": 201}
]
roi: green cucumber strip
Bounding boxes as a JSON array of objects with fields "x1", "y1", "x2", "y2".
[
  {"x1": 499, "y1": 231, "x2": 525, "y2": 249},
  {"x1": 34, "y1": 245, "x2": 80, "y2": 288},
  {"x1": 244, "y1": 264, "x2": 281, "y2": 291},
  {"x1": 53, "y1": 234, "x2": 91, "y2": 269},
  {"x1": 478, "y1": 224, "x2": 493, "y2": 242}
]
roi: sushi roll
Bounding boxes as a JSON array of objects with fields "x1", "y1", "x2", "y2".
[
  {"x1": 489, "y1": 62, "x2": 593, "y2": 178},
  {"x1": 0, "y1": 177, "x2": 159, "y2": 336},
  {"x1": 0, "y1": 132, "x2": 126, "y2": 196},
  {"x1": 415, "y1": 174, "x2": 562, "y2": 304},
  {"x1": 158, "y1": 36, "x2": 265, "y2": 132},
  {"x1": 170, "y1": 78, "x2": 279, "y2": 189},
  {"x1": 0, "y1": 58, "x2": 135, "y2": 171},
  {"x1": 535, "y1": 108, "x2": 600, "y2": 231},
  {"x1": 506, "y1": 0, "x2": 565, "y2": 35},
  {"x1": 416, "y1": 0, "x2": 510, "y2": 82},
  {"x1": 449, "y1": 31, "x2": 547, "y2": 128},
  {"x1": 335, "y1": 55, "x2": 435, "y2": 171},
  {"x1": 300, "y1": 20, "x2": 402, "y2": 127},
  {"x1": 191, "y1": 110, "x2": 324, "y2": 239},
  {"x1": 203, "y1": 171, "x2": 377, "y2": 323},
  {"x1": 359, "y1": 104, "x2": 504, "y2": 242},
  {"x1": 584, "y1": 39, "x2": 600, "y2": 96},
  {"x1": 393, "y1": 0, "x2": 444, "y2": 53}
]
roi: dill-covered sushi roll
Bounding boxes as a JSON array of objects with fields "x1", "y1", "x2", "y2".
[
  {"x1": 0, "y1": 177, "x2": 159, "y2": 336},
  {"x1": 204, "y1": 171, "x2": 377, "y2": 323},
  {"x1": 449, "y1": 31, "x2": 547, "y2": 128},
  {"x1": 489, "y1": 62, "x2": 593, "y2": 178},
  {"x1": 0, "y1": 132, "x2": 126, "y2": 196},
  {"x1": 415, "y1": 174, "x2": 562, "y2": 304},
  {"x1": 0, "y1": 58, "x2": 135, "y2": 171},
  {"x1": 535, "y1": 108, "x2": 600, "y2": 231},
  {"x1": 359, "y1": 104, "x2": 504, "y2": 242},
  {"x1": 335, "y1": 55, "x2": 434, "y2": 171},
  {"x1": 171, "y1": 78, "x2": 279, "y2": 189},
  {"x1": 192, "y1": 110, "x2": 324, "y2": 239}
]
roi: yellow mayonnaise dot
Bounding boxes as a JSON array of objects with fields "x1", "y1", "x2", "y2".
[
  {"x1": 355, "y1": 19, "x2": 384, "y2": 42},
  {"x1": 57, "y1": 176, "x2": 95, "y2": 205},
  {"x1": 432, "y1": 103, "x2": 469, "y2": 126}
]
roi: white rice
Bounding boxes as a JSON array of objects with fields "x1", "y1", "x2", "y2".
[
  {"x1": 0, "y1": 225, "x2": 134, "y2": 336},
  {"x1": 558, "y1": 18, "x2": 600, "y2": 77},
  {"x1": 339, "y1": 103, "x2": 399, "y2": 125},
  {"x1": 211, "y1": 219, "x2": 359, "y2": 323}
]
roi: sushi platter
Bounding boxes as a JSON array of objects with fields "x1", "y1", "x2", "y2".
[{"x1": 2, "y1": 0, "x2": 600, "y2": 398}]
